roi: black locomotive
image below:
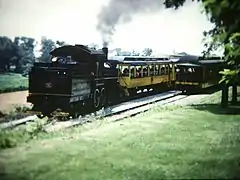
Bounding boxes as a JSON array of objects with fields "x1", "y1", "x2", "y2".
[{"x1": 27, "y1": 45, "x2": 121, "y2": 117}]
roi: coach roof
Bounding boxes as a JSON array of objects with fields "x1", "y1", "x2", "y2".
[
  {"x1": 174, "y1": 55, "x2": 225, "y2": 64},
  {"x1": 108, "y1": 56, "x2": 170, "y2": 62}
]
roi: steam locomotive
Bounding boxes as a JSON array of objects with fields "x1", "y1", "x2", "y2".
[{"x1": 26, "y1": 44, "x2": 225, "y2": 118}]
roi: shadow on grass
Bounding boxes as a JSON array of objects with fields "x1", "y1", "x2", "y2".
[
  {"x1": 191, "y1": 102, "x2": 240, "y2": 115},
  {"x1": 0, "y1": 164, "x2": 31, "y2": 180},
  {"x1": 187, "y1": 157, "x2": 240, "y2": 179},
  {"x1": 0, "y1": 173, "x2": 30, "y2": 180}
]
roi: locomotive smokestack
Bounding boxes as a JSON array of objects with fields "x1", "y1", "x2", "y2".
[{"x1": 102, "y1": 47, "x2": 108, "y2": 60}]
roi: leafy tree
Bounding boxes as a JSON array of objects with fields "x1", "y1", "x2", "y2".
[
  {"x1": 115, "y1": 48, "x2": 122, "y2": 56},
  {"x1": 142, "y1": 48, "x2": 153, "y2": 56},
  {"x1": 163, "y1": 0, "x2": 240, "y2": 106},
  {"x1": 56, "y1": 40, "x2": 68, "y2": 47},
  {"x1": 132, "y1": 50, "x2": 140, "y2": 56},
  {"x1": 13, "y1": 37, "x2": 36, "y2": 74},
  {"x1": 0, "y1": 36, "x2": 17, "y2": 72},
  {"x1": 87, "y1": 43, "x2": 99, "y2": 50},
  {"x1": 39, "y1": 37, "x2": 56, "y2": 63}
]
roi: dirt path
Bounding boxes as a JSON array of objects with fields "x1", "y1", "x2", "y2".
[{"x1": 0, "y1": 91, "x2": 32, "y2": 113}]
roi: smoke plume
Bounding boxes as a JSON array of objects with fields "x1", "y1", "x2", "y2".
[{"x1": 96, "y1": 0, "x2": 167, "y2": 47}]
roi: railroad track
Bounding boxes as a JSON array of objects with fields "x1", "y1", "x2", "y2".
[
  {"x1": 0, "y1": 115, "x2": 37, "y2": 129},
  {"x1": 0, "y1": 90, "x2": 188, "y2": 132},
  {"x1": 43, "y1": 90, "x2": 186, "y2": 132}
]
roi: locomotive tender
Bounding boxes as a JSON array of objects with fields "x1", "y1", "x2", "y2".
[{"x1": 27, "y1": 44, "x2": 226, "y2": 118}]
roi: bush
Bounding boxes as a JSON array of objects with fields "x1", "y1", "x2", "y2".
[
  {"x1": 14, "y1": 105, "x2": 31, "y2": 113},
  {"x1": 0, "y1": 106, "x2": 46, "y2": 150},
  {"x1": 0, "y1": 86, "x2": 28, "y2": 93},
  {"x1": 0, "y1": 130, "x2": 20, "y2": 149},
  {"x1": 0, "y1": 119, "x2": 47, "y2": 150}
]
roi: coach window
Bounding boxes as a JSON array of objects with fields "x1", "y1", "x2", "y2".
[
  {"x1": 166, "y1": 65, "x2": 169, "y2": 74},
  {"x1": 169, "y1": 64, "x2": 172, "y2": 73},
  {"x1": 130, "y1": 66, "x2": 136, "y2": 78},
  {"x1": 138, "y1": 66, "x2": 142, "y2": 77},
  {"x1": 120, "y1": 65, "x2": 129, "y2": 77},
  {"x1": 160, "y1": 65, "x2": 165, "y2": 75},
  {"x1": 135, "y1": 66, "x2": 140, "y2": 77},
  {"x1": 143, "y1": 66, "x2": 148, "y2": 77},
  {"x1": 155, "y1": 65, "x2": 159, "y2": 75},
  {"x1": 147, "y1": 65, "x2": 151, "y2": 76},
  {"x1": 165, "y1": 65, "x2": 168, "y2": 74},
  {"x1": 172, "y1": 64, "x2": 176, "y2": 74},
  {"x1": 188, "y1": 68, "x2": 193, "y2": 73},
  {"x1": 149, "y1": 65, "x2": 154, "y2": 76},
  {"x1": 192, "y1": 67, "x2": 196, "y2": 73}
]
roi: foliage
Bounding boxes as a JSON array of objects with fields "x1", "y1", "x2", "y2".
[
  {"x1": 0, "y1": 118, "x2": 47, "y2": 149},
  {"x1": 0, "y1": 36, "x2": 19, "y2": 72},
  {"x1": 56, "y1": 40, "x2": 68, "y2": 47},
  {"x1": 0, "y1": 130, "x2": 20, "y2": 149},
  {"x1": 142, "y1": 48, "x2": 153, "y2": 56},
  {"x1": 38, "y1": 37, "x2": 57, "y2": 63},
  {"x1": 13, "y1": 36, "x2": 36, "y2": 74},
  {"x1": 163, "y1": 0, "x2": 240, "y2": 85},
  {"x1": 219, "y1": 68, "x2": 240, "y2": 84},
  {"x1": 0, "y1": 36, "x2": 68, "y2": 76},
  {"x1": 87, "y1": 43, "x2": 99, "y2": 50}
]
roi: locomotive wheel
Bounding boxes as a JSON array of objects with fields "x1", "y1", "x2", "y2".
[
  {"x1": 93, "y1": 89, "x2": 101, "y2": 109},
  {"x1": 100, "y1": 88, "x2": 107, "y2": 107}
]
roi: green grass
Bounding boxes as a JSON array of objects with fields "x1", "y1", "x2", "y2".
[
  {"x1": 0, "y1": 73, "x2": 28, "y2": 93},
  {"x1": 0, "y1": 90, "x2": 240, "y2": 179}
]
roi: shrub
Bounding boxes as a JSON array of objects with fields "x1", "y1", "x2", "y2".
[{"x1": 0, "y1": 119, "x2": 47, "y2": 150}]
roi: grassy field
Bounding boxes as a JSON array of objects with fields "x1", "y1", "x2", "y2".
[
  {"x1": 0, "y1": 73, "x2": 28, "y2": 93},
  {"x1": 0, "y1": 90, "x2": 240, "y2": 179}
]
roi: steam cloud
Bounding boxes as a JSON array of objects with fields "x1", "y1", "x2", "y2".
[{"x1": 96, "y1": 0, "x2": 167, "y2": 47}]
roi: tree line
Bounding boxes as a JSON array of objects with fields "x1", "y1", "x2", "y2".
[
  {"x1": 0, "y1": 36, "x2": 68, "y2": 75},
  {"x1": 0, "y1": 36, "x2": 154, "y2": 75}
]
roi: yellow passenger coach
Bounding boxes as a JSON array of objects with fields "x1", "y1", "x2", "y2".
[{"x1": 108, "y1": 56, "x2": 176, "y2": 96}]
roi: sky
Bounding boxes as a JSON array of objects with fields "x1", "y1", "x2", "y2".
[{"x1": 0, "y1": 0, "x2": 221, "y2": 55}]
